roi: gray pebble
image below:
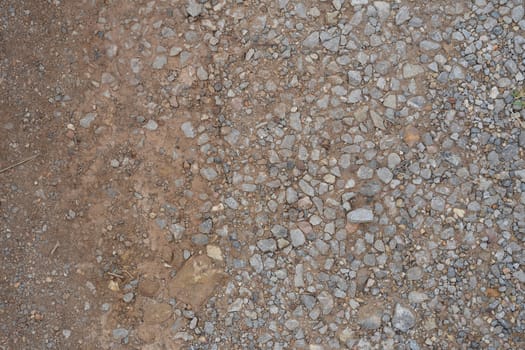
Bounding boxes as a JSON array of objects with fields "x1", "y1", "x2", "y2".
[
  {"x1": 290, "y1": 229, "x2": 306, "y2": 247},
  {"x1": 181, "y1": 121, "x2": 195, "y2": 138},
  {"x1": 144, "y1": 120, "x2": 158, "y2": 131},
  {"x1": 80, "y1": 113, "x2": 97, "y2": 128},
  {"x1": 257, "y1": 239, "x2": 277, "y2": 252},
  {"x1": 347, "y1": 208, "x2": 374, "y2": 223},
  {"x1": 392, "y1": 304, "x2": 416, "y2": 332},
  {"x1": 112, "y1": 328, "x2": 129, "y2": 340}
]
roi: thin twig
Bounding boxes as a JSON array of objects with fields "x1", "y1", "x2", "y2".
[
  {"x1": 122, "y1": 270, "x2": 135, "y2": 279},
  {"x1": 0, "y1": 154, "x2": 39, "y2": 174},
  {"x1": 107, "y1": 272, "x2": 125, "y2": 279},
  {"x1": 50, "y1": 241, "x2": 60, "y2": 255}
]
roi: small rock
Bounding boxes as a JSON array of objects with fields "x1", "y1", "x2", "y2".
[
  {"x1": 392, "y1": 303, "x2": 416, "y2": 332},
  {"x1": 512, "y1": 5, "x2": 524, "y2": 23},
  {"x1": 303, "y1": 32, "x2": 320, "y2": 48},
  {"x1": 419, "y1": 40, "x2": 440, "y2": 51},
  {"x1": 377, "y1": 167, "x2": 393, "y2": 184},
  {"x1": 181, "y1": 121, "x2": 195, "y2": 138},
  {"x1": 449, "y1": 65, "x2": 465, "y2": 80},
  {"x1": 403, "y1": 125, "x2": 420, "y2": 147},
  {"x1": 200, "y1": 168, "x2": 218, "y2": 181},
  {"x1": 206, "y1": 245, "x2": 223, "y2": 261},
  {"x1": 317, "y1": 291, "x2": 334, "y2": 315},
  {"x1": 112, "y1": 328, "x2": 129, "y2": 340},
  {"x1": 144, "y1": 120, "x2": 158, "y2": 131},
  {"x1": 406, "y1": 266, "x2": 424, "y2": 281},
  {"x1": 123, "y1": 292, "x2": 134, "y2": 303},
  {"x1": 143, "y1": 302, "x2": 173, "y2": 325},
  {"x1": 357, "y1": 304, "x2": 382, "y2": 330},
  {"x1": 347, "y1": 208, "x2": 374, "y2": 223},
  {"x1": 62, "y1": 329, "x2": 72, "y2": 339},
  {"x1": 403, "y1": 63, "x2": 424, "y2": 78},
  {"x1": 186, "y1": 0, "x2": 202, "y2": 17},
  {"x1": 152, "y1": 55, "x2": 167, "y2": 69},
  {"x1": 290, "y1": 229, "x2": 306, "y2": 247},
  {"x1": 395, "y1": 6, "x2": 410, "y2": 25},
  {"x1": 257, "y1": 239, "x2": 277, "y2": 252},
  {"x1": 347, "y1": 70, "x2": 362, "y2": 86},
  {"x1": 383, "y1": 94, "x2": 397, "y2": 109},
  {"x1": 80, "y1": 113, "x2": 96, "y2": 128}
]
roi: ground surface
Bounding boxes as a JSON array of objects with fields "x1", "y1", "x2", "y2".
[{"x1": 1, "y1": 0, "x2": 525, "y2": 349}]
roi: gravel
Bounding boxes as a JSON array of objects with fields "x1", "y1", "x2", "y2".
[{"x1": 17, "y1": 0, "x2": 525, "y2": 349}]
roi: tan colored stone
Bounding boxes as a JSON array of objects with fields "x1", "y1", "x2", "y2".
[
  {"x1": 136, "y1": 324, "x2": 159, "y2": 343},
  {"x1": 138, "y1": 278, "x2": 161, "y2": 298},
  {"x1": 206, "y1": 245, "x2": 223, "y2": 261},
  {"x1": 403, "y1": 125, "x2": 420, "y2": 147},
  {"x1": 168, "y1": 255, "x2": 226, "y2": 310},
  {"x1": 143, "y1": 302, "x2": 173, "y2": 325}
]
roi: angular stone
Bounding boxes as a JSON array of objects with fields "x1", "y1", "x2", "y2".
[
  {"x1": 395, "y1": 6, "x2": 410, "y2": 25},
  {"x1": 80, "y1": 113, "x2": 96, "y2": 128},
  {"x1": 257, "y1": 238, "x2": 277, "y2": 252},
  {"x1": 303, "y1": 32, "x2": 320, "y2": 48},
  {"x1": 186, "y1": 0, "x2": 202, "y2": 17},
  {"x1": 168, "y1": 255, "x2": 226, "y2": 310}
]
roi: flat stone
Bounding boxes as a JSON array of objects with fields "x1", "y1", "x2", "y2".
[
  {"x1": 257, "y1": 238, "x2": 277, "y2": 252},
  {"x1": 80, "y1": 113, "x2": 96, "y2": 128},
  {"x1": 403, "y1": 63, "x2": 424, "y2": 78},
  {"x1": 181, "y1": 121, "x2": 195, "y2": 138},
  {"x1": 388, "y1": 153, "x2": 401, "y2": 169},
  {"x1": 206, "y1": 245, "x2": 223, "y2": 261},
  {"x1": 377, "y1": 167, "x2": 393, "y2": 184},
  {"x1": 186, "y1": 0, "x2": 202, "y2": 17},
  {"x1": 374, "y1": 1, "x2": 391, "y2": 21},
  {"x1": 419, "y1": 40, "x2": 440, "y2": 51},
  {"x1": 357, "y1": 303, "x2": 382, "y2": 330},
  {"x1": 370, "y1": 110, "x2": 385, "y2": 130},
  {"x1": 152, "y1": 55, "x2": 167, "y2": 69},
  {"x1": 144, "y1": 120, "x2": 158, "y2": 131},
  {"x1": 303, "y1": 32, "x2": 320, "y2": 48},
  {"x1": 168, "y1": 255, "x2": 226, "y2": 310},
  {"x1": 383, "y1": 94, "x2": 397, "y2": 109},
  {"x1": 404, "y1": 125, "x2": 420, "y2": 147},
  {"x1": 512, "y1": 5, "x2": 524, "y2": 23},
  {"x1": 290, "y1": 229, "x2": 306, "y2": 247},
  {"x1": 406, "y1": 266, "x2": 424, "y2": 281},
  {"x1": 200, "y1": 168, "x2": 218, "y2": 181},
  {"x1": 395, "y1": 6, "x2": 410, "y2": 25},
  {"x1": 347, "y1": 70, "x2": 362, "y2": 86},
  {"x1": 143, "y1": 302, "x2": 173, "y2": 325},
  {"x1": 138, "y1": 278, "x2": 160, "y2": 297},
  {"x1": 317, "y1": 291, "x2": 334, "y2": 315},
  {"x1": 347, "y1": 208, "x2": 374, "y2": 223},
  {"x1": 449, "y1": 65, "x2": 465, "y2": 80},
  {"x1": 392, "y1": 303, "x2": 416, "y2": 332},
  {"x1": 408, "y1": 291, "x2": 429, "y2": 303},
  {"x1": 112, "y1": 328, "x2": 129, "y2": 340}
]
